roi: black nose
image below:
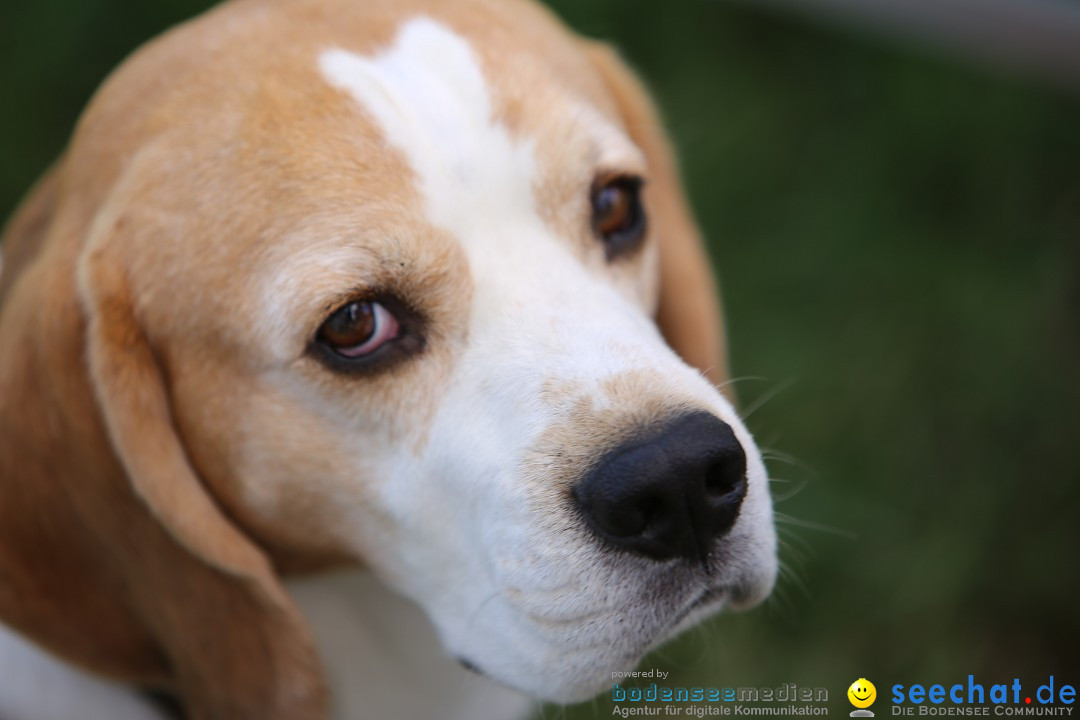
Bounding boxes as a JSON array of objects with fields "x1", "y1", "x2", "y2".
[{"x1": 573, "y1": 412, "x2": 747, "y2": 562}]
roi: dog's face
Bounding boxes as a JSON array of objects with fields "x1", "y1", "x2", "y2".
[{"x1": 64, "y1": 0, "x2": 776, "y2": 704}]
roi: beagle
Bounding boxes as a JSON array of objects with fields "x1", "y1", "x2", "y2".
[{"x1": 0, "y1": 0, "x2": 778, "y2": 718}]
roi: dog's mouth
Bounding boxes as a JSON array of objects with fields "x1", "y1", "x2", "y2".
[
  {"x1": 456, "y1": 656, "x2": 487, "y2": 677},
  {"x1": 455, "y1": 584, "x2": 727, "y2": 680},
  {"x1": 658, "y1": 584, "x2": 728, "y2": 640},
  {"x1": 693, "y1": 585, "x2": 727, "y2": 607},
  {"x1": 443, "y1": 572, "x2": 762, "y2": 704}
]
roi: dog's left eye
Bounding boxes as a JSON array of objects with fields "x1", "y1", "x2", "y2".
[
  {"x1": 317, "y1": 300, "x2": 400, "y2": 358},
  {"x1": 591, "y1": 175, "x2": 646, "y2": 259}
]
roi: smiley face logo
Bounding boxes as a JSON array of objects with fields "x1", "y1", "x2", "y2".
[{"x1": 848, "y1": 678, "x2": 877, "y2": 710}]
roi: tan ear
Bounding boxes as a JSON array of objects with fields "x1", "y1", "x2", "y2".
[
  {"x1": 584, "y1": 43, "x2": 733, "y2": 399},
  {"x1": 77, "y1": 239, "x2": 327, "y2": 720}
]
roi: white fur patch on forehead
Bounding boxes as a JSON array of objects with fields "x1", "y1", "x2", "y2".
[{"x1": 319, "y1": 17, "x2": 536, "y2": 239}]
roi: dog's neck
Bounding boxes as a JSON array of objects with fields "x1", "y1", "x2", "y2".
[
  {"x1": 0, "y1": 570, "x2": 530, "y2": 720},
  {"x1": 286, "y1": 570, "x2": 531, "y2": 720}
]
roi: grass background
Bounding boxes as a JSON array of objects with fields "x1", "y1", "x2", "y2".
[{"x1": 2, "y1": 0, "x2": 1078, "y2": 716}]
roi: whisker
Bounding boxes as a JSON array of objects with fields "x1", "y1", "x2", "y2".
[
  {"x1": 691, "y1": 621, "x2": 712, "y2": 664},
  {"x1": 777, "y1": 546, "x2": 810, "y2": 582},
  {"x1": 777, "y1": 525, "x2": 817, "y2": 558},
  {"x1": 709, "y1": 374, "x2": 768, "y2": 393},
  {"x1": 774, "y1": 511, "x2": 856, "y2": 539},
  {"x1": 696, "y1": 367, "x2": 767, "y2": 397},
  {"x1": 740, "y1": 377, "x2": 796, "y2": 421},
  {"x1": 777, "y1": 558, "x2": 812, "y2": 601},
  {"x1": 765, "y1": 575, "x2": 799, "y2": 621},
  {"x1": 769, "y1": 476, "x2": 810, "y2": 503},
  {"x1": 759, "y1": 448, "x2": 817, "y2": 478}
]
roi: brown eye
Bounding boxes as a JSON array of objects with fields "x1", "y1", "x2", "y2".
[
  {"x1": 317, "y1": 300, "x2": 400, "y2": 358},
  {"x1": 591, "y1": 176, "x2": 646, "y2": 259}
]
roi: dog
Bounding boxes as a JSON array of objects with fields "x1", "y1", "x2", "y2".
[{"x1": 0, "y1": 0, "x2": 778, "y2": 718}]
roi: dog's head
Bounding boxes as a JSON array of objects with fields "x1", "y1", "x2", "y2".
[{"x1": 3, "y1": 0, "x2": 775, "y2": 710}]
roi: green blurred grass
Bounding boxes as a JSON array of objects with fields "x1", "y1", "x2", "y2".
[{"x1": 2, "y1": 0, "x2": 1078, "y2": 716}]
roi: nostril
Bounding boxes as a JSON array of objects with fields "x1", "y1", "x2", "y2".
[
  {"x1": 598, "y1": 496, "x2": 651, "y2": 538},
  {"x1": 704, "y1": 464, "x2": 733, "y2": 498},
  {"x1": 628, "y1": 495, "x2": 664, "y2": 538},
  {"x1": 577, "y1": 485, "x2": 665, "y2": 540},
  {"x1": 704, "y1": 452, "x2": 745, "y2": 498}
]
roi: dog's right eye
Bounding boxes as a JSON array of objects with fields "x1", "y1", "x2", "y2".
[
  {"x1": 317, "y1": 300, "x2": 400, "y2": 358},
  {"x1": 309, "y1": 296, "x2": 425, "y2": 374}
]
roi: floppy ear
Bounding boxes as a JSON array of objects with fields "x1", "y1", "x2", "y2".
[
  {"x1": 584, "y1": 43, "x2": 733, "y2": 399},
  {"x1": 77, "y1": 232, "x2": 327, "y2": 720}
]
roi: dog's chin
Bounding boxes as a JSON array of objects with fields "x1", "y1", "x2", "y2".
[{"x1": 459, "y1": 583, "x2": 759, "y2": 705}]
